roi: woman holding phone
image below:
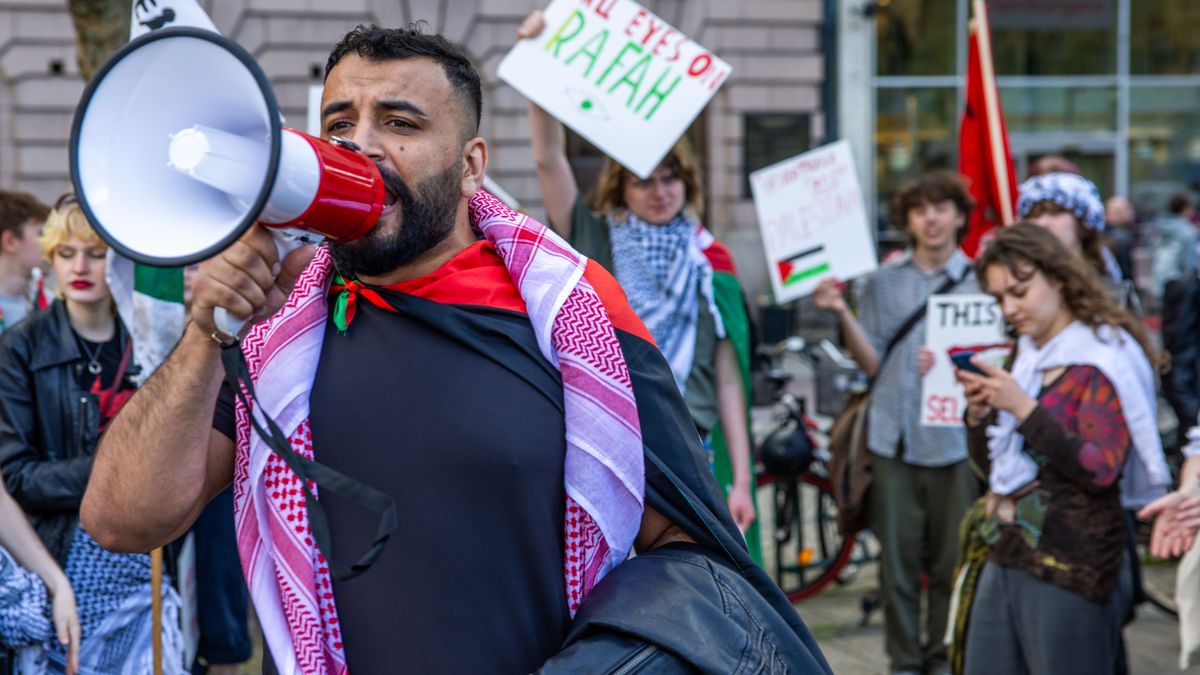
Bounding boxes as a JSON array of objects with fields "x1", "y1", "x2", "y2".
[{"x1": 954, "y1": 223, "x2": 1169, "y2": 674}]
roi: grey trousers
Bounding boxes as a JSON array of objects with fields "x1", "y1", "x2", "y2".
[
  {"x1": 869, "y1": 453, "x2": 977, "y2": 673},
  {"x1": 964, "y1": 562, "x2": 1122, "y2": 675}
]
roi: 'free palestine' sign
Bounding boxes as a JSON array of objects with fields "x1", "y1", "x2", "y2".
[
  {"x1": 750, "y1": 140, "x2": 877, "y2": 302},
  {"x1": 498, "y1": 0, "x2": 732, "y2": 178}
]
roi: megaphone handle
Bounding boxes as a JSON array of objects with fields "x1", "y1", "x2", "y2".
[{"x1": 212, "y1": 229, "x2": 313, "y2": 339}]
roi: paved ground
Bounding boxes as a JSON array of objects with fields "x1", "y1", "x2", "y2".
[{"x1": 797, "y1": 558, "x2": 1195, "y2": 674}]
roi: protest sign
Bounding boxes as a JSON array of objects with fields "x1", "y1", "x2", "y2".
[
  {"x1": 497, "y1": 0, "x2": 731, "y2": 178},
  {"x1": 749, "y1": 140, "x2": 877, "y2": 302},
  {"x1": 921, "y1": 293, "x2": 1011, "y2": 427}
]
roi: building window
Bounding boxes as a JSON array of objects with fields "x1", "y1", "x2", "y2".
[
  {"x1": 1128, "y1": 85, "x2": 1200, "y2": 215},
  {"x1": 874, "y1": 88, "x2": 957, "y2": 239},
  {"x1": 742, "y1": 113, "x2": 811, "y2": 198},
  {"x1": 1130, "y1": 0, "x2": 1200, "y2": 74},
  {"x1": 990, "y1": 0, "x2": 1116, "y2": 75},
  {"x1": 875, "y1": 0, "x2": 957, "y2": 76},
  {"x1": 998, "y1": 86, "x2": 1116, "y2": 135}
]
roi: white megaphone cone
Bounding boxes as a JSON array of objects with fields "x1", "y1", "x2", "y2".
[{"x1": 70, "y1": 27, "x2": 385, "y2": 335}]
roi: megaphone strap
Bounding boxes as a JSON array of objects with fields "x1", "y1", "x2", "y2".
[{"x1": 219, "y1": 342, "x2": 396, "y2": 582}]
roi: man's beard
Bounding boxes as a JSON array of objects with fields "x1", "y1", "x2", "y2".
[{"x1": 329, "y1": 162, "x2": 461, "y2": 279}]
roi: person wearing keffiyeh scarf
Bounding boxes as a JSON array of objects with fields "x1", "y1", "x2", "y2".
[
  {"x1": 81, "y1": 23, "x2": 829, "y2": 674},
  {"x1": 521, "y1": 11, "x2": 759, "y2": 563}
]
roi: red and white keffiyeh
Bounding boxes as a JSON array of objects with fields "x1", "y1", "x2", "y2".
[{"x1": 232, "y1": 190, "x2": 645, "y2": 674}]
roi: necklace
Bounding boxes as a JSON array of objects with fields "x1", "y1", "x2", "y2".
[{"x1": 79, "y1": 337, "x2": 103, "y2": 376}]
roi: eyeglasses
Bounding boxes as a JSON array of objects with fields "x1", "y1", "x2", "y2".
[{"x1": 53, "y1": 193, "x2": 77, "y2": 211}]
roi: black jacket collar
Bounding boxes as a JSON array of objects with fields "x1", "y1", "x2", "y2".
[{"x1": 29, "y1": 302, "x2": 81, "y2": 371}]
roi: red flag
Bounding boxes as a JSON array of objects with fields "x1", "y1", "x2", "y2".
[{"x1": 959, "y1": 1, "x2": 1016, "y2": 258}]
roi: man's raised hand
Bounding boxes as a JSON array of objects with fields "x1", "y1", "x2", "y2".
[
  {"x1": 517, "y1": 9, "x2": 546, "y2": 40},
  {"x1": 190, "y1": 225, "x2": 315, "y2": 339}
]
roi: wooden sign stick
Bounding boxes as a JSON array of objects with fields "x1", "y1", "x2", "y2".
[{"x1": 151, "y1": 546, "x2": 163, "y2": 675}]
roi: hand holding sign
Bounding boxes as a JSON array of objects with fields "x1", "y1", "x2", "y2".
[{"x1": 500, "y1": 0, "x2": 731, "y2": 178}]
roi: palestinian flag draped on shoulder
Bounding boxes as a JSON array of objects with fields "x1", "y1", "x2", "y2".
[{"x1": 105, "y1": 0, "x2": 218, "y2": 383}]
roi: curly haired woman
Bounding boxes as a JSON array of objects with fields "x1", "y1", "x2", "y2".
[{"x1": 955, "y1": 223, "x2": 1170, "y2": 674}]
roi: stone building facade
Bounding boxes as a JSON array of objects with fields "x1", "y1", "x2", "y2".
[{"x1": 0, "y1": 0, "x2": 824, "y2": 298}]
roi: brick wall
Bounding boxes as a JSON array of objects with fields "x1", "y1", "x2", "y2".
[{"x1": 0, "y1": 0, "x2": 824, "y2": 300}]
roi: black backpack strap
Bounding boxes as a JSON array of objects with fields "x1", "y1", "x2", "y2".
[
  {"x1": 874, "y1": 266, "x2": 966, "y2": 376},
  {"x1": 220, "y1": 344, "x2": 396, "y2": 582}
]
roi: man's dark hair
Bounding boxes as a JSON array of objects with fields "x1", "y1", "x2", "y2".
[
  {"x1": 891, "y1": 171, "x2": 976, "y2": 244},
  {"x1": 0, "y1": 190, "x2": 49, "y2": 240},
  {"x1": 1167, "y1": 191, "x2": 1194, "y2": 216},
  {"x1": 325, "y1": 23, "x2": 482, "y2": 138}
]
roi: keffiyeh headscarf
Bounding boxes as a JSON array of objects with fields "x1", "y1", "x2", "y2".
[
  {"x1": 233, "y1": 190, "x2": 645, "y2": 675},
  {"x1": 609, "y1": 209, "x2": 723, "y2": 394},
  {"x1": 1017, "y1": 172, "x2": 1106, "y2": 232}
]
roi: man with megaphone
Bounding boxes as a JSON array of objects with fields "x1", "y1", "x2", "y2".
[{"x1": 79, "y1": 22, "x2": 828, "y2": 675}]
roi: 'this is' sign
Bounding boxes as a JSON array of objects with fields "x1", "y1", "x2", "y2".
[
  {"x1": 921, "y1": 293, "x2": 1011, "y2": 428},
  {"x1": 498, "y1": 0, "x2": 732, "y2": 178}
]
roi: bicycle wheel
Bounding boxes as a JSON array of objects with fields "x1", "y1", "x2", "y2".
[{"x1": 755, "y1": 471, "x2": 855, "y2": 602}]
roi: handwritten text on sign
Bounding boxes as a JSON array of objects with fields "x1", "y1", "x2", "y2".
[
  {"x1": 498, "y1": 0, "x2": 731, "y2": 178},
  {"x1": 921, "y1": 294, "x2": 1011, "y2": 427},
  {"x1": 750, "y1": 140, "x2": 877, "y2": 303}
]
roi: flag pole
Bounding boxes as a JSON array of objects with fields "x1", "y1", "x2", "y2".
[
  {"x1": 973, "y1": 0, "x2": 1014, "y2": 225},
  {"x1": 152, "y1": 546, "x2": 163, "y2": 675}
]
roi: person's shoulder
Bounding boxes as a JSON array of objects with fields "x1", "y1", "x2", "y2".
[
  {"x1": 0, "y1": 304, "x2": 53, "y2": 359},
  {"x1": 858, "y1": 254, "x2": 909, "y2": 292},
  {"x1": 701, "y1": 238, "x2": 737, "y2": 276},
  {"x1": 1056, "y1": 363, "x2": 1118, "y2": 399},
  {"x1": 876, "y1": 251, "x2": 914, "y2": 275},
  {"x1": 582, "y1": 260, "x2": 655, "y2": 345},
  {"x1": 571, "y1": 195, "x2": 605, "y2": 228}
]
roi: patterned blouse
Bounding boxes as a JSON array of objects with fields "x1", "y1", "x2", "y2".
[{"x1": 966, "y1": 365, "x2": 1129, "y2": 602}]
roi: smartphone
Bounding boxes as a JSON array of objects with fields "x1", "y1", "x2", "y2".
[{"x1": 950, "y1": 351, "x2": 984, "y2": 374}]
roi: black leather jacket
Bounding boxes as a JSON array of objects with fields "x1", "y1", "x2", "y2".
[
  {"x1": 538, "y1": 542, "x2": 832, "y2": 674},
  {"x1": 1163, "y1": 276, "x2": 1200, "y2": 438},
  {"x1": 0, "y1": 303, "x2": 123, "y2": 564}
]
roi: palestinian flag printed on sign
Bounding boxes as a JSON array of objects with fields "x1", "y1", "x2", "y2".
[{"x1": 777, "y1": 245, "x2": 830, "y2": 288}]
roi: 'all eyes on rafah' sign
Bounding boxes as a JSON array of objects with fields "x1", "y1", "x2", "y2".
[{"x1": 499, "y1": 0, "x2": 732, "y2": 179}]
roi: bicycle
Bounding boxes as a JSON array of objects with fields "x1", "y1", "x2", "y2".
[{"x1": 752, "y1": 337, "x2": 881, "y2": 612}]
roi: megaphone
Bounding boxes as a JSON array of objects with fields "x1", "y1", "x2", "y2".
[{"x1": 70, "y1": 27, "x2": 384, "y2": 303}]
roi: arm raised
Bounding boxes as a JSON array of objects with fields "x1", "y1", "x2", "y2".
[
  {"x1": 82, "y1": 224, "x2": 312, "y2": 551},
  {"x1": 519, "y1": 10, "x2": 579, "y2": 235},
  {"x1": 81, "y1": 324, "x2": 234, "y2": 552}
]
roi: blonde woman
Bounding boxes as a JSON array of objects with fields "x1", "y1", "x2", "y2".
[{"x1": 0, "y1": 195, "x2": 185, "y2": 673}]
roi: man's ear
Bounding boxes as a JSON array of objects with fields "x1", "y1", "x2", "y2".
[
  {"x1": 0, "y1": 229, "x2": 16, "y2": 255},
  {"x1": 461, "y1": 137, "x2": 487, "y2": 198}
]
